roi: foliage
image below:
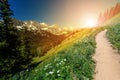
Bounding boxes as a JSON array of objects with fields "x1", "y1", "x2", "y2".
[{"x1": 107, "y1": 24, "x2": 120, "y2": 51}]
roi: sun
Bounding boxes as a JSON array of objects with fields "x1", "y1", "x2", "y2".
[
  {"x1": 86, "y1": 19, "x2": 96, "y2": 27},
  {"x1": 81, "y1": 15, "x2": 97, "y2": 28}
]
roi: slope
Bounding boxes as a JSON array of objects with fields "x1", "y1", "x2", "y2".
[
  {"x1": 8, "y1": 27, "x2": 104, "y2": 80},
  {"x1": 32, "y1": 28, "x2": 102, "y2": 64}
]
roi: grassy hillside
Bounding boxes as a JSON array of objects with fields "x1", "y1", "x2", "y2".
[
  {"x1": 6, "y1": 27, "x2": 104, "y2": 80},
  {"x1": 103, "y1": 13, "x2": 120, "y2": 52},
  {"x1": 107, "y1": 24, "x2": 120, "y2": 52},
  {"x1": 103, "y1": 13, "x2": 120, "y2": 26},
  {"x1": 32, "y1": 28, "x2": 104, "y2": 64}
]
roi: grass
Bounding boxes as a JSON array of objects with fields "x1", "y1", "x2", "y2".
[
  {"x1": 103, "y1": 13, "x2": 120, "y2": 26},
  {"x1": 106, "y1": 24, "x2": 120, "y2": 51},
  {"x1": 7, "y1": 27, "x2": 104, "y2": 80},
  {"x1": 103, "y1": 12, "x2": 120, "y2": 52}
]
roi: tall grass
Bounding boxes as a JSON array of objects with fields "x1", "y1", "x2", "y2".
[{"x1": 107, "y1": 24, "x2": 120, "y2": 51}]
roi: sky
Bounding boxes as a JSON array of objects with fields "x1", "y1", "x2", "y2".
[{"x1": 9, "y1": 0, "x2": 119, "y2": 27}]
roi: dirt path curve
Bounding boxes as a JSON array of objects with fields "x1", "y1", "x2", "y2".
[{"x1": 93, "y1": 30, "x2": 120, "y2": 80}]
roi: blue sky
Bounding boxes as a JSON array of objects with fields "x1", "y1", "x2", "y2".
[
  {"x1": 9, "y1": 0, "x2": 119, "y2": 27},
  {"x1": 9, "y1": 0, "x2": 58, "y2": 23}
]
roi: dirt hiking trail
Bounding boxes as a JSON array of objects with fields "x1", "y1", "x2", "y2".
[{"x1": 93, "y1": 30, "x2": 120, "y2": 80}]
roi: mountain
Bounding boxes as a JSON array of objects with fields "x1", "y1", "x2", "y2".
[
  {"x1": 12, "y1": 19, "x2": 68, "y2": 56},
  {"x1": 12, "y1": 19, "x2": 71, "y2": 35},
  {"x1": 23, "y1": 20, "x2": 70, "y2": 35}
]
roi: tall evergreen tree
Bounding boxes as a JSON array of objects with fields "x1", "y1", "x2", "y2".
[
  {"x1": 0, "y1": 0, "x2": 32, "y2": 78},
  {"x1": 0, "y1": 0, "x2": 13, "y2": 39}
]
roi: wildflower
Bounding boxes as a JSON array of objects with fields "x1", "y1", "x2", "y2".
[
  {"x1": 57, "y1": 70, "x2": 60, "y2": 73},
  {"x1": 49, "y1": 71, "x2": 54, "y2": 74},
  {"x1": 58, "y1": 74, "x2": 61, "y2": 76},
  {"x1": 59, "y1": 62, "x2": 62, "y2": 65},
  {"x1": 61, "y1": 60, "x2": 63, "y2": 63},
  {"x1": 63, "y1": 59, "x2": 66, "y2": 61},
  {"x1": 26, "y1": 69, "x2": 29, "y2": 72},
  {"x1": 45, "y1": 63, "x2": 51, "y2": 68}
]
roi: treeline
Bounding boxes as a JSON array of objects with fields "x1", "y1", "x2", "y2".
[{"x1": 97, "y1": 2, "x2": 120, "y2": 25}]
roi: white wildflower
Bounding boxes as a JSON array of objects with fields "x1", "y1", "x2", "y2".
[
  {"x1": 26, "y1": 69, "x2": 29, "y2": 72},
  {"x1": 58, "y1": 74, "x2": 61, "y2": 76},
  {"x1": 61, "y1": 60, "x2": 63, "y2": 63},
  {"x1": 57, "y1": 70, "x2": 60, "y2": 73},
  {"x1": 49, "y1": 71, "x2": 54, "y2": 74},
  {"x1": 59, "y1": 62, "x2": 61, "y2": 65},
  {"x1": 45, "y1": 63, "x2": 51, "y2": 68},
  {"x1": 63, "y1": 59, "x2": 66, "y2": 61}
]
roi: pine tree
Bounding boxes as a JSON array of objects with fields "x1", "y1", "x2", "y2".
[
  {"x1": 0, "y1": 0, "x2": 32, "y2": 78},
  {"x1": 0, "y1": 0, "x2": 13, "y2": 39}
]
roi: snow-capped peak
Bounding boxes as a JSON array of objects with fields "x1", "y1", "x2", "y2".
[{"x1": 40, "y1": 22, "x2": 48, "y2": 27}]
